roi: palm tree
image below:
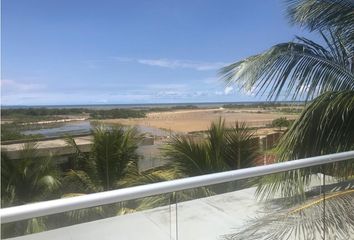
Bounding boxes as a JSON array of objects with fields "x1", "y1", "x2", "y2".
[
  {"x1": 1, "y1": 142, "x2": 61, "y2": 206},
  {"x1": 220, "y1": 0, "x2": 354, "y2": 198},
  {"x1": 1, "y1": 143, "x2": 61, "y2": 238},
  {"x1": 117, "y1": 119, "x2": 259, "y2": 210},
  {"x1": 220, "y1": 0, "x2": 354, "y2": 238},
  {"x1": 63, "y1": 125, "x2": 207, "y2": 221},
  {"x1": 164, "y1": 118, "x2": 259, "y2": 177},
  {"x1": 60, "y1": 125, "x2": 142, "y2": 222},
  {"x1": 63, "y1": 125, "x2": 142, "y2": 194}
]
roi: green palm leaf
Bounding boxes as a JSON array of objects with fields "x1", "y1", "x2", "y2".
[
  {"x1": 63, "y1": 170, "x2": 101, "y2": 193},
  {"x1": 223, "y1": 182, "x2": 354, "y2": 240},
  {"x1": 60, "y1": 126, "x2": 143, "y2": 225},
  {"x1": 220, "y1": 0, "x2": 354, "y2": 238},
  {"x1": 278, "y1": 91, "x2": 354, "y2": 159},
  {"x1": 164, "y1": 135, "x2": 215, "y2": 176},
  {"x1": 287, "y1": 0, "x2": 354, "y2": 43},
  {"x1": 1, "y1": 143, "x2": 60, "y2": 238},
  {"x1": 256, "y1": 91, "x2": 354, "y2": 200},
  {"x1": 64, "y1": 125, "x2": 143, "y2": 193},
  {"x1": 91, "y1": 126, "x2": 142, "y2": 190},
  {"x1": 225, "y1": 122, "x2": 259, "y2": 169},
  {"x1": 220, "y1": 40, "x2": 354, "y2": 101},
  {"x1": 164, "y1": 118, "x2": 259, "y2": 176},
  {"x1": 1, "y1": 143, "x2": 61, "y2": 206},
  {"x1": 121, "y1": 165, "x2": 213, "y2": 210}
]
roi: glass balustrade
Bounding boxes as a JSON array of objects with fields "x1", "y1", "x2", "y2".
[
  {"x1": 1, "y1": 157, "x2": 354, "y2": 240},
  {"x1": 1, "y1": 193, "x2": 176, "y2": 240},
  {"x1": 175, "y1": 167, "x2": 326, "y2": 239}
]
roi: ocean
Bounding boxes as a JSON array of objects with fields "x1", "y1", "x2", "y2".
[{"x1": 1, "y1": 101, "x2": 303, "y2": 110}]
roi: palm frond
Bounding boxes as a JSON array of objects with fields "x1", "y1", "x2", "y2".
[
  {"x1": 122, "y1": 165, "x2": 214, "y2": 210},
  {"x1": 286, "y1": 0, "x2": 354, "y2": 41},
  {"x1": 164, "y1": 118, "x2": 259, "y2": 177},
  {"x1": 24, "y1": 218, "x2": 47, "y2": 235},
  {"x1": 1, "y1": 217, "x2": 48, "y2": 239},
  {"x1": 287, "y1": 0, "x2": 354, "y2": 73},
  {"x1": 220, "y1": 41, "x2": 354, "y2": 101},
  {"x1": 65, "y1": 136, "x2": 91, "y2": 171},
  {"x1": 278, "y1": 91, "x2": 354, "y2": 159},
  {"x1": 207, "y1": 118, "x2": 227, "y2": 163},
  {"x1": 1, "y1": 143, "x2": 61, "y2": 238},
  {"x1": 225, "y1": 122, "x2": 259, "y2": 169},
  {"x1": 62, "y1": 170, "x2": 101, "y2": 193},
  {"x1": 91, "y1": 125, "x2": 141, "y2": 191},
  {"x1": 1, "y1": 143, "x2": 61, "y2": 206},
  {"x1": 1, "y1": 152, "x2": 16, "y2": 206},
  {"x1": 223, "y1": 182, "x2": 354, "y2": 240},
  {"x1": 256, "y1": 91, "x2": 354, "y2": 200},
  {"x1": 255, "y1": 169, "x2": 312, "y2": 201},
  {"x1": 164, "y1": 135, "x2": 215, "y2": 176}
]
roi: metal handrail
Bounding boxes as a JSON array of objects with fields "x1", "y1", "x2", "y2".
[{"x1": 1, "y1": 151, "x2": 354, "y2": 224}]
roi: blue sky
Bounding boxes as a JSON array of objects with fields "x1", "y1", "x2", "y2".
[{"x1": 2, "y1": 0, "x2": 319, "y2": 105}]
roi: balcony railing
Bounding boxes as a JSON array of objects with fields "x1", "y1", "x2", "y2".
[{"x1": 1, "y1": 151, "x2": 354, "y2": 240}]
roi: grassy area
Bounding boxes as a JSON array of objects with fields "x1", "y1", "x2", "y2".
[
  {"x1": 147, "y1": 105, "x2": 199, "y2": 112},
  {"x1": 1, "y1": 108, "x2": 147, "y2": 141},
  {"x1": 1, "y1": 108, "x2": 147, "y2": 122},
  {"x1": 89, "y1": 109, "x2": 146, "y2": 119},
  {"x1": 1, "y1": 123, "x2": 43, "y2": 141},
  {"x1": 222, "y1": 103, "x2": 303, "y2": 114}
]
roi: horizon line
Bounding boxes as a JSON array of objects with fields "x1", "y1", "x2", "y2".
[{"x1": 1, "y1": 100, "x2": 305, "y2": 108}]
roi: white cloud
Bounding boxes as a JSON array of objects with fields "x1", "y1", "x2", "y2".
[
  {"x1": 224, "y1": 86, "x2": 234, "y2": 95},
  {"x1": 114, "y1": 57, "x2": 227, "y2": 71},
  {"x1": 1, "y1": 78, "x2": 262, "y2": 105},
  {"x1": 1, "y1": 79, "x2": 45, "y2": 93},
  {"x1": 137, "y1": 58, "x2": 226, "y2": 71},
  {"x1": 147, "y1": 83, "x2": 188, "y2": 90},
  {"x1": 155, "y1": 90, "x2": 182, "y2": 97}
]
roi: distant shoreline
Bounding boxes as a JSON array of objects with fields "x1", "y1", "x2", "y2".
[{"x1": 1, "y1": 101, "x2": 305, "y2": 110}]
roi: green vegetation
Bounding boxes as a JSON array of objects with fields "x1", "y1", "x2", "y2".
[
  {"x1": 164, "y1": 118, "x2": 259, "y2": 176},
  {"x1": 222, "y1": 103, "x2": 303, "y2": 114},
  {"x1": 273, "y1": 107, "x2": 302, "y2": 114},
  {"x1": 1, "y1": 105, "x2": 203, "y2": 121},
  {"x1": 1, "y1": 143, "x2": 61, "y2": 206},
  {"x1": 221, "y1": 0, "x2": 354, "y2": 191},
  {"x1": 2, "y1": 108, "x2": 86, "y2": 117},
  {"x1": 222, "y1": 102, "x2": 302, "y2": 109},
  {"x1": 89, "y1": 109, "x2": 146, "y2": 119},
  {"x1": 2, "y1": 108, "x2": 146, "y2": 122},
  {"x1": 147, "y1": 104, "x2": 199, "y2": 112},
  {"x1": 1, "y1": 109, "x2": 77, "y2": 123},
  {"x1": 271, "y1": 117, "x2": 291, "y2": 131},
  {"x1": 1, "y1": 120, "x2": 261, "y2": 237},
  {"x1": 221, "y1": 0, "x2": 354, "y2": 238},
  {"x1": 1, "y1": 123, "x2": 43, "y2": 141},
  {"x1": 63, "y1": 126, "x2": 142, "y2": 193},
  {"x1": 1, "y1": 108, "x2": 146, "y2": 141},
  {"x1": 1, "y1": 143, "x2": 61, "y2": 237},
  {"x1": 1, "y1": 126, "x2": 143, "y2": 238},
  {"x1": 2, "y1": 0, "x2": 353, "y2": 238}
]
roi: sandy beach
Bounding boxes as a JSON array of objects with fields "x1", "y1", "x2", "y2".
[{"x1": 100, "y1": 108, "x2": 298, "y2": 133}]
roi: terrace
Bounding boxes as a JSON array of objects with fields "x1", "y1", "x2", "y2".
[{"x1": 2, "y1": 151, "x2": 353, "y2": 240}]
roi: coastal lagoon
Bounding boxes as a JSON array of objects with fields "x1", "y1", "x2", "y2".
[{"x1": 22, "y1": 120, "x2": 171, "y2": 138}]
